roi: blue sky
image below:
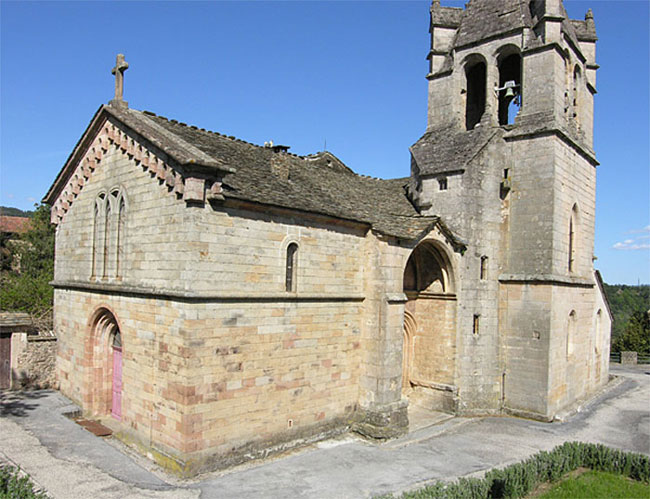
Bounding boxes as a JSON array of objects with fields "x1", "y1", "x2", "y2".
[{"x1": 1, "y1": 1, "x2": 648, "y2": 285}]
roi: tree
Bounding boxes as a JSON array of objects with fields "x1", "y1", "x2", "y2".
[
  {"x1": 0, "y1": 204, "x2": 55, "y2": 318},
  {"x1": 612, "y1": 311, "x2": 650, "y2": 355}
]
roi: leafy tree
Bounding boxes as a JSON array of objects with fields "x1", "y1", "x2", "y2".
[
  {"x1": 603, "y1": 283, "x2": 650, "y2": 349},
  {"x1": 613, "y1": 311, "x2": 650, "y2": 355},
  {"x1": 0, "y1": 204, "x2": 55, "y2": 318},
  {"x1": 0, "y1": 231, "x2": 12, "y2": 271}
]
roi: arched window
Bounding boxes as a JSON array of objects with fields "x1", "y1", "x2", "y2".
[
  {"x1": 594, "y1": 309, "x2": 602, "y2": 354},
  {"x1": 568, "y1": 204, "x2": 578, "y2": 273},
  {"x1": 116, "y1": 195, "x2": 126, "y2": 279},
  {"x1": 497, "y1": 51, "x2": 522, "y2": 126},
  {"x1": 465, "y1": 59, "x2": 487, "y2": 130},
  {"x1": 92, "y1": 193, "x2": 106, "y2": 279},
  {"x1": 285, "y1": 243, "x2": 298, "y2": 292},
  {"x1": 572, "y1": 65, "x2": 581, "y2": 124},
  {"x1": 567, "y1": 310, "x2": 577, "y2": 358},
  {"x1": 91, "y1": 200, "x2": 99, "y2": 278},
  {"x1": 102, "y1": 200, "x2": 111, "y2": 279},
  {"x1": 563, "y1": 51, "x2": 571, "y2": 116}
]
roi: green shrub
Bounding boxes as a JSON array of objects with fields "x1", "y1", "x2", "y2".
[
  {"x1": 397, "y1": 442, "x2": 650, "y2": 499},
  {"x1": 0, "y1": 464, "x2": 47, "y2": 498}
]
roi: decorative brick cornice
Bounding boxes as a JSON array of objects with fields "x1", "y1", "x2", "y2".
[
  {"x1": 50, "y1": 118, "x2": 186, "y2": 224},
  {"x1": 47, "y1": 106, "x2": 227, "y2": 225}
]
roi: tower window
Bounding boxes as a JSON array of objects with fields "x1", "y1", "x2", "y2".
[
  {"x1": 569, "y1": 205, "x2": 578, "y2": 273},
  {"x1": 285, "y1": 243, "x2": 298, "y2": 292},
  {"x1": 497, "y1": 52, "x2": 522, "y2": 126},
  {"x1": 465, "y1": 60, "x2": 487, "y2": 130},
  {"x1": 480, "y1": 256, "x2": 488, "y2": 280},
  {"x1": 473, "y1": 314, "x2": 480, "y2": 335},
  {"x1": 572, "y1": 65, "x2": 581, "y2": 125},
  {"x1": 438, "y1": 178, "x2": 448, "y2": 191}
]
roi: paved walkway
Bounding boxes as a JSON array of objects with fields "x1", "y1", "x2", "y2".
[{"x1": 1, "y1": 364, "x2": 648, "y2": 498}]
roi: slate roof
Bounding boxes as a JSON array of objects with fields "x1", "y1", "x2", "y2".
[
  {"x1": 45, "y1": 104, "x2": 460, "y2": 243},
  {"x1": 138, "y1": 110, "x2": 447, "y2": 241},
  {"x1": 431, "y1": 0, "x2": 587, "y2": 53},
  {"x1": 453, "y1": 0, "x2": 533, "y2": 49},
  {"x1": 411, "y1": 125, "x2": 499, "y2": 176},
  {"x1": 571, "y1": 17, "x2": 597, "y2": 42},
  {"x1": 430, "y1": 5, "x2": 463, "y2": 28}
]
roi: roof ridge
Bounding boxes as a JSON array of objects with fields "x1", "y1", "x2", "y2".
[
  {"x1": 141, "y1": 109, "x2": 308, "y2": 158},
  {"x1": 141, "y1": 109, "x2": 270, "y2": 151}
]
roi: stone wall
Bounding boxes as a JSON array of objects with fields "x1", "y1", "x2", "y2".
[
  {"x1": 55, "y1": 286, "x2": 363, "y2": 474},
  {"x1": 10, "y1": 333, "x2": 57, "y2": 390},
  {"x1": 53, "y1": 139, "x2": 373, "y2": 473},
  {"x1": 54, "y1": 139, "x2": 366, "y2": 296}
]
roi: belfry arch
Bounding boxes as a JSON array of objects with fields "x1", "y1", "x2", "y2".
[
  {"x1": 84, "y1": 307, "x2": 124, "y2": 419},
  {"x1": 402, "y1": 240, "x2": 457, "y2": 413}
]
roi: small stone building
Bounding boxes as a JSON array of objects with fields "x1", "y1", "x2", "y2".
[{"x1": 45, "y1": 0, "x2": 611, "y2": 476}]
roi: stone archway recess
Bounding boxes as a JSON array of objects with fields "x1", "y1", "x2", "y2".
[
  {"x1": 84, "y1": 308, "x2": 122, "y2": 417},
  {"x1": 402, "y1": 241, "x2": 457, "y2": 413}
]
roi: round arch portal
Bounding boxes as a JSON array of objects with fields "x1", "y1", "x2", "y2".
[
  {"x1": 84, "y1": 307, "x2": 123, "y2": 419},
  {"x1": 401, "y1": 240, "x2": 457, "y2": 412}
]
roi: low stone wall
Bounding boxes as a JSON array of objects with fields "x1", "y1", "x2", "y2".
[
  {"x1": 13, "y1": 335, "x2": 57, "y2": 389},
  {"x1": 621, "y1": 351, "x2": 638, "y2": 365}
]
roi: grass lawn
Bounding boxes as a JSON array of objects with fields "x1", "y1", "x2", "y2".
[{"x1": 536, "y1": 469, "x2": 650, "y2": 498}]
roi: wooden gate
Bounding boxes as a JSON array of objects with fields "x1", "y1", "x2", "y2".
[{"x1": 0, "y1": 334, "x2": 11, "y2": 389}]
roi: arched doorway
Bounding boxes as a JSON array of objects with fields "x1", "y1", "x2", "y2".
[
  {"x1": 402, "y1": 241, "x2": 457, "y2": 413},
  {"x1": 85, "y1": 308, "x2": 123, "y2": 419}
]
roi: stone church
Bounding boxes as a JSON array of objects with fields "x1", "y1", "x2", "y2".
[{"x1": 45, "y1": 0, "x2": 611, "y2": 476}]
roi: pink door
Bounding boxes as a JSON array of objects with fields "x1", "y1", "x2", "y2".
[{"x1": 111, "y1": 346, "x2": 122, "y2": 420}]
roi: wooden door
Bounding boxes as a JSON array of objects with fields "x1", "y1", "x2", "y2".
[
  {"x1": 0, "y1": 334, "x2": 10, "y2": 389},
  {"x1": 111, "y1": 346, "x2": 122, "y2": 420}
]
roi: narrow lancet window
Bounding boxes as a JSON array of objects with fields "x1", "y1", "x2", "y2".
[
  {"x1": 116, "y1": 196, "x2": 126, "y2": 279},
  {"x1": 480, "y1": 256, "x2": 488, "y2": 280},
  {"x1": 103, "y1": 199, "x2": 111, "y2": 279},
  {"x1": 91, "y1": 200, "x2": 100, "y2": 278},
  {"x1": 285, "y1": 243, "x2": 298, "y2": 292},
  {"x1": 567, "y1": 310, "x2": 577, "y2": 358},
  {"x1": 568, "y1": 205, "x2": 578, "y2": 273},
  {"x1": 572, "y1": 65, "x2": 581, "y2": 124}
]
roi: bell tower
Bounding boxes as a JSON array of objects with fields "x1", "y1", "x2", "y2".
[{"x1": 408, "y1": 0, "x2": 605, "y2": 419}]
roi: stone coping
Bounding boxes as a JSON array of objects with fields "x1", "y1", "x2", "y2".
[
  {"x1": 498, "y1": 274, "x2": 594, "y2": 287},
  {"x1": 51, "y1": 280, "x2": 365, "y2": 303}
]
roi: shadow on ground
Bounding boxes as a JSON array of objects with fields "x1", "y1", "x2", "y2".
[{"x1": 0, "y1": 390, "x2": 50, "y2": 417}]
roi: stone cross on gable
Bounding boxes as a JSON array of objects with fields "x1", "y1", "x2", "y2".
[{"x1": 109, "y1": 54, "x2": 129, "y2": 109}]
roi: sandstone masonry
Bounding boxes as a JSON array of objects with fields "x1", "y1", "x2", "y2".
[{"x1": 44, "y1": 0, "x2": 611, "y2": 476}]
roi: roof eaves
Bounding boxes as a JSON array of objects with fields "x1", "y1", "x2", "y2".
[{"x1": 108, "y1": 107, "x2": 235, "y2": 174}]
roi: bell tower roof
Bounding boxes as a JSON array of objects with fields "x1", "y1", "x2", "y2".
[
  {"x1": 453, "y1": 0, "x2": 533, "y2": 49},
  {"x1": 430, "y1": 0, "x2": 588, "y2": 52}
]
